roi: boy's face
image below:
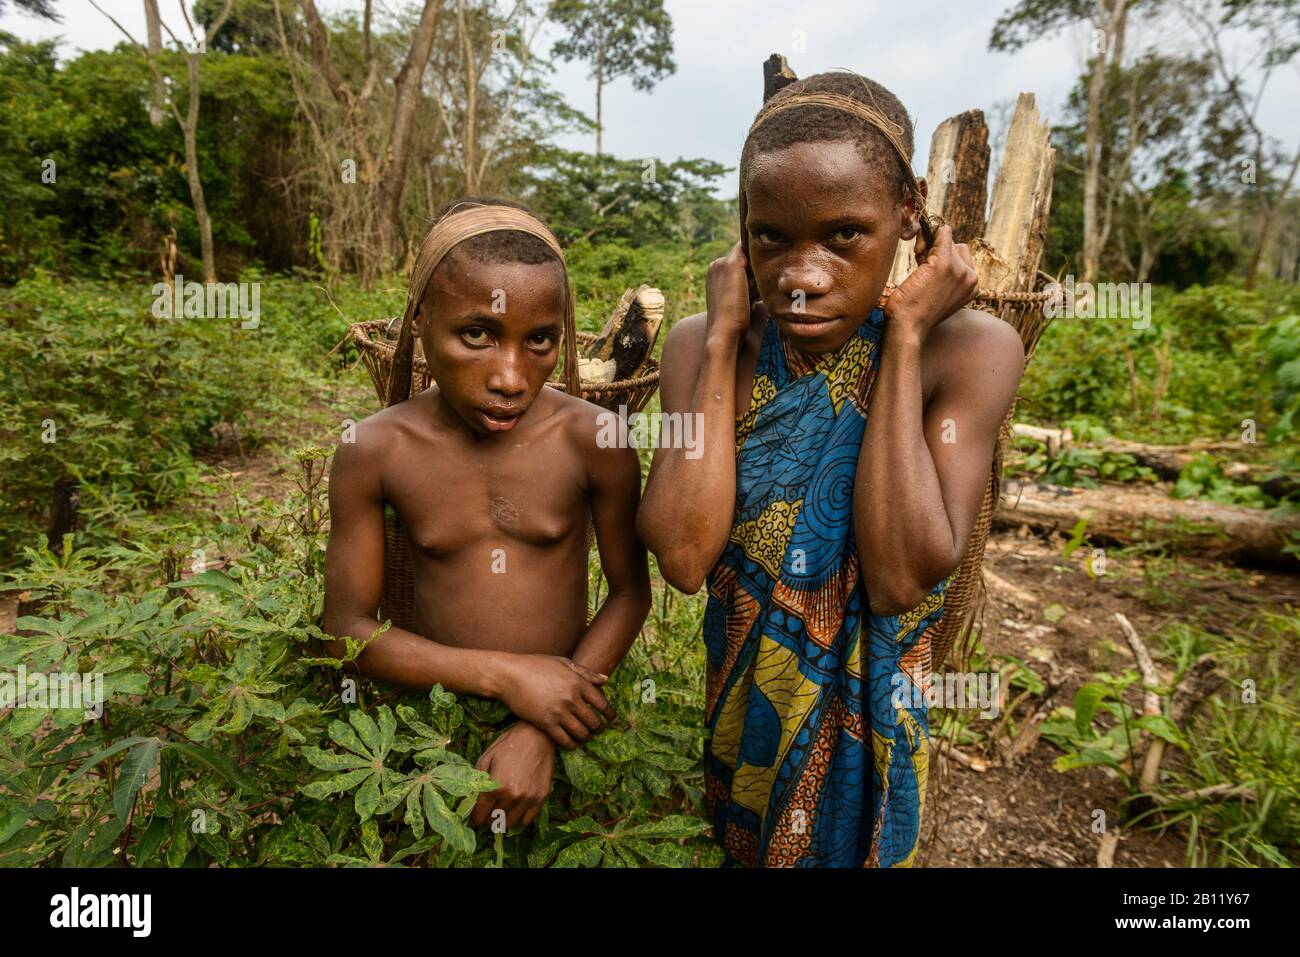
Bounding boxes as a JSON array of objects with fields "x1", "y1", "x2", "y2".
[
  {"x1": 413, "y1": 248, "x2": 567, "y2": 435},
  {"x1": 744, "y1": 139, "x2": 922, "y2": 354}
]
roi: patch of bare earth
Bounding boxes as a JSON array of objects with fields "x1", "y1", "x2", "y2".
[{"x1": 920, "y1": 525, "x2": 1298, "y2": 867}]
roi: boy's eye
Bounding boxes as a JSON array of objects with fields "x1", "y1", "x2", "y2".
[
  {"x1": 461, "y1": 327, "x2": 491, "y2": 347},
  {"x1": 527, "y1": 333, "x2": 556, "y2": 351},
  {"x1": 830, "y1": 226, "x2": 864, "y2": 243}
]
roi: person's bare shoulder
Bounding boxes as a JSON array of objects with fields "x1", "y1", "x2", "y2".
[
  {"x1": 656, "y1": 312, "x2": 709, "y2": 412},
  {"x1": 556, "y1": 389, "x2": 641, "y2": 483},
  {"x1": 330, "y1": 393, "x2": 432, "y2": 490},
  {"x1": 926, "y1": 307, "x2": 1025, "y2": 395}
]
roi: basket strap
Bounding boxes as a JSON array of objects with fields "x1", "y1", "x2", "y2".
[{"x1": 562, "y1": 286, "x2": 580, "y2": 397}]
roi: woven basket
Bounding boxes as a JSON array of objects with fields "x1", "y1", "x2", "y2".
[
  {"x1": 929, "y1": 273, "x2": 1058, "y2": 672},
  {"x1": 346, "y1": 319, "x2": 662, "y2": 632}
]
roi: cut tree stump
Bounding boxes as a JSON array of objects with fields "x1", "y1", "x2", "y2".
[
  {"x1": 762, "y1": 53, "x2": 797, "y2": 102},
  {"x1": 582, "y1": 285, "x2": 665, "y2": 384},
  {"x1": 889, "y1": 110, "x2": 990, "y2": 283},
  {"x1": 984, "y1": 93, "x2": 1054, "y2": 300},
  {"x1": 923, "y1": 109, "x2": 990, "y2": 246},
  {"x1": 997, "y1": 479, "x2": 1300, "y2": 565}
]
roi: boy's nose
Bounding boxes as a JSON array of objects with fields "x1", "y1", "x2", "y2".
[{"x1": 486, "y1": 352, "x2": 528, "y2": 397}]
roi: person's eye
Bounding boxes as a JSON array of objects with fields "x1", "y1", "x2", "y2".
[
  {"x1": 830, "y1": 226, "x2": 864, "y2": 243},
  {"x1": 527, "y1": 333, "x2": 556, "y2": 351},
  {"x1": 461, "y1": 327, "x2": 491, "y2": 347},
  {"x1": 751, "y1": 228, "x2": 783, "y2": 245}
]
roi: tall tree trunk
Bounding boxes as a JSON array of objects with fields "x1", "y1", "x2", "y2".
[
  {"x1": 377, "y1": 0, "x2": 442, "y2": 263},
  {"x1": 1245, "y1": 143, "x2": 1300, "y2": 290},
  {"x1": 144, "y1": 0, "x2": 163, "y2": 127},
  {"x1": 182, "y1": 57, "x2": 216, "y2": 282},
  {"x1": 1082, "y1": 0, "x2": 1127, "y2": 284},
  {"x1": 594, "y1": 38, "x2": 605, "y2": 157},
  {"x1": 457, "y1": 0, "x2": 478, "y2": 191}
]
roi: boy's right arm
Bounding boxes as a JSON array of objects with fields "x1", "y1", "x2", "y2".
[
  {"x1": 322, "y1": 428, "x2": 611, "y2": 748},
  {"x1": 637, "y1": 243, "x2": 752, "y2": 594}
]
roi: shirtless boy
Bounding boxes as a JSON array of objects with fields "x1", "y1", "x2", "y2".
[{"x1": 323, "y1": 198, "x2": 651, "y2": 831}]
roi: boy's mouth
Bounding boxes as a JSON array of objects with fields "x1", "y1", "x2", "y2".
[{"x1": 475, "y1": 407, "x2": 525, "y2": 432}]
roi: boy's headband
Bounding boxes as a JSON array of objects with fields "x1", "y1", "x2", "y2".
[
  {"x1": 386, "y1": 204, "x2": 579, "y2": 406},
  {"x1": 742, "y1": 88, "x2": 942, "y2": 248}
]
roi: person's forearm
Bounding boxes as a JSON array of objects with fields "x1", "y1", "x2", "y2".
[
  {"x1": 639, "y1": 337, "x2": 740, "y2": 593},
  {"x1": 856, "y1": 327, "x2": 961, "y2": 614},
  {"x1": 325, "y1": 613, "x2": 512, "y2": 699},
  {"x1": 568, "y1": 583, "x2": 651, "y2": 679}
]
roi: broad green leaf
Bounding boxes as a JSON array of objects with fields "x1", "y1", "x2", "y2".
[
  {"x1": 354, "y1": 771, "x2": 382, "y2": 820},
  {"x1": 429, "y1": 763, "x2": 496, "y2": 798},
  {"x1": 0, "y1": 803, "x2": 31, "y2": 845},
  {"x1": 250, "y1": 696, "x2": 286, "y2": 722},
  {"x1": 114, "y1": 739, "x2": 160, "y2": 824},
  {"x1": 1073, "y1": 682, "x2": 1111, "y2": 737},
  {"x1": 165, "y1": 740, "x2": 261, "y2": 794},
  {"x1": 349, "y1": 710, "x2": 383, "y2": 753},
  {"x1": 1134, "y1": 714, "x2": 1187, "y2": 747},
  {"x1": 560, "y1": 748, "x2": 606, "y2": 794},
  {"x1": 619, "y1": 815, "x2": 711, "y2": 840},
  {"x1": 422, "y1": 783, "x2": 474, "y2": 854},
  {"x1": 134, "y1": 815, "x2": 168, "y2": 864},
  {"x1": 587, "y1": 729, "x2": 639, "y2": 763},
  {"x1": 69, "y1": 735, "x2": 154, "y2": 781},
  {"x1": 1055, "y1": 748, "x2": 1124, "y2": 772},
  {"x1": 553, "y1": 836, "x2": 603, "y2": 868},
  {"x1": 301, "y1": 767, "x2": 371, "y2": 800},
  {"x1": 219, "y1": 691, "x2": 253, "y2": 734},
  {"x1": 375, "y1": 706, "x2": 396, "y2": 751},
  {"x1": 301, "y1": 746, "x2": 368, "y2": 772},
  {"x1": 625, "y1": 839, "x2": 694, "y2": 867},
  {"x1": 361, "y1": 819, "x2": 382, "y2": 863},
  {"x1": 328, "y1": 719, "x2": 369, "y2": 758},
  {"x1": 404, "y1": 788, "x2": 425, "y2": 840},
  {"x1": 557, "y1": 815, "x2": 603, "y2": 835}
]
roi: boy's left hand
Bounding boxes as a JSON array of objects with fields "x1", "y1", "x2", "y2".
[
  {"x1": 471, "y1": 721, "x2": 555, "y2": 831},
  {"x1": 884, "y1": 224, "x2": 978, "y2": 340}
]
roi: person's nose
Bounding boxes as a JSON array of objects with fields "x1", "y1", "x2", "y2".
[
  {"x1": 486, "y1": 348, "x2": 528, "y2": 398},
  {"x1": 776, "y1": 253, "x2": 833, "y2": 300}
]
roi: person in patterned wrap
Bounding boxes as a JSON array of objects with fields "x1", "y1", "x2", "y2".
[{"x1": 637, "y1": 71, "x2": 1024, "y2": 866}]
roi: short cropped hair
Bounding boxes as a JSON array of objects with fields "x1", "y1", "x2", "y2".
[
  {"x1": 432, "y1": 196, "x2": 562, "y2": 267},
  {"x1": 740, "y1": 72, "x2": 916, "y2": 202}
]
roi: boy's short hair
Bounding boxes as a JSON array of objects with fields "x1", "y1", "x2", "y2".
[
  {"x1": 740, "y1": 72, "x2": 916, "y2": 202},
  {"x1": 431, "y1": 196, "x2": 563, "y2": 267}
]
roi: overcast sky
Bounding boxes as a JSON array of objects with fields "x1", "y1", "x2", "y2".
[{"x1": 5, "y1": 0, "x2": 1297, "y2": 193}]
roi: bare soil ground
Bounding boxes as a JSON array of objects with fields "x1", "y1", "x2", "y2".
[{"x1": 920, "y1": 524, "x2": 1298, "y2": 867}]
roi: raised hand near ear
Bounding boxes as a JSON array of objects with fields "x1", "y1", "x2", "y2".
[{"x1": 885, "y1": 224, "x2": 977, "y2": 341}]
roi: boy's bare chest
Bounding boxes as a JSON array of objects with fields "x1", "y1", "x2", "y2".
[{"x1": 384, "y1": 433, "x2": 588, "y2": 557}]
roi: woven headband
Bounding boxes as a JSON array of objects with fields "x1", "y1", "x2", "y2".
[
  {"x1": 386, "y1": 204, "x2": 579, "y2": 406},
  {"x1": 743, "y1": 89, "x2": 942, "y2": 246}
]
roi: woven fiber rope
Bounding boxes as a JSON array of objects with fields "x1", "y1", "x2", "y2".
[{"x1": 929, "y1": 270, "x2": 1059, "y2": 672}]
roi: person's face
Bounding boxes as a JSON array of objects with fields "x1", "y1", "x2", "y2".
[
  {"x1": 744, "y1": 139, "x2": 923, "y2": 354},
  {"x1": 413, "y1": 248, "x2": 567, "y2": 435}
]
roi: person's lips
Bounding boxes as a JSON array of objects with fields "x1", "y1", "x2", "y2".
[
  {"x1": 476, "y1": 407, "x2": 524, "y2": 432},
  {"x1": 773, "y1": 312, "x2": 842, "y2": 336}
]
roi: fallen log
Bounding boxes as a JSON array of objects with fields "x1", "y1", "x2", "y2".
[
  {"x1": 1008, "y1": 425, "x2": 1296, "y2": 497},
  {"x1": 996, "y1": 479, "x2": 1300, "y2": 565}
]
